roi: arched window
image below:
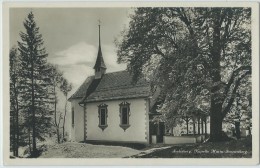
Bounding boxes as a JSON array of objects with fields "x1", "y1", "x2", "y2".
[
  {"x1": 98, "y1": 103, "x2": 108, "y2": 131},
  {"x1": 119, "y1": 101, "x2": 130, "y2": 131}
]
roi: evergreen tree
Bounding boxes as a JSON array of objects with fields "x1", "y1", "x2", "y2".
[
  {"x1": 18, "y1": 12, "x2": 53, "y2": 156},
  {"x1": 10, "y1": 47, "x2": 21, "y2": 157}
]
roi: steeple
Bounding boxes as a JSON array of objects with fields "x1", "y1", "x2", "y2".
[{"x1": 93, "y1": 20, "x2": 107, "y2": 79}]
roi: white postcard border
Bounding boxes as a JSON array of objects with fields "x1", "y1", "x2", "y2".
[{"x1": 2, "y1": 1, "x2": 259, "y2": 166}]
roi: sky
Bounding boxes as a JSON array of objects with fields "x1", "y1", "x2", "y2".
[{"x1": 10, "y1": 8, "x2": 132, "y2": 95}]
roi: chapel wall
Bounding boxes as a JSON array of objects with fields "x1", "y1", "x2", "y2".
[
  {"x1": 85, "y1": 98, "x2": 148, "y2": 143},
  {"x1": 70, "y1": 99, "x2": 85, "y2": 142}
]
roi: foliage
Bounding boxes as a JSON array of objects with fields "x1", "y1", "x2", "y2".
[
  {"x1": 48, "y1": 64, "x2": 64, "y2": 143},
  {"x1": 48, "y1": 64, "x2": 72, "y2": 143},
  {"x1": 18, "y1": 11, "x2": 53, "y2": 156},
  {"x1": 59, "y1": 78, "x2": 72, "y2": 141},
  {"x1": 9, "y1": 47, "x2": 21, "y2": 156},
  {"x1": 116, "y1": 7, "x2": 251, "y2": 141},
  {"x1": 10, "y1": 11, "x2": 74, "y2": 157},
  {"x1": 223, "y1": 75, "x2": 252, "y2": 138}
]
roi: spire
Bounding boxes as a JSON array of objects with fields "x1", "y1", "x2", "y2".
[
  {"x1": 98, "y1": 20, "x2": 101, "y2": 47},
  {"x1": 93, "y1": 20, "x2": 106, "y2": 79},
  {"x1": 93, "y1": 20, "x2": 107, "y2": 70}
]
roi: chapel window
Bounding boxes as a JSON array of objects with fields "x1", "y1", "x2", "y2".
[
  {"x1": 98, "y1": 104, "x2": 108, "y2": 131},
  {"x1": 119, "y1": 101, "x2": 130, "y2": 131}
]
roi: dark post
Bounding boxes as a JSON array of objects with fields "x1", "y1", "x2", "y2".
[
  {"x1": 186, "y1": 117, "x2": 189, "y2": 135},
  {"x1": 193, "y1": 118, "x2": 196, "y2": 135},
  {"x1": 197, "y1": 117, "x2": 200, "y2": 135},
  {"x1": 201, "y1": 117, "x2": 204, "y2": 134},
  {"x1": 205, "y1": 117, "x2": 207, "y2": 135},
  {"x1": 235, "y1": 120, "x2": 241, "y2": 139}
]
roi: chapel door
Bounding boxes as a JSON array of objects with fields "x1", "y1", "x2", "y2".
[{"x1": 149, "y1": 121, "x2": 157, "y2": 144}]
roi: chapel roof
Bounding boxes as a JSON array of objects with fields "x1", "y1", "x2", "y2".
[{"x1": 68, "y1": 70, "x2": 151, "y2": 103}]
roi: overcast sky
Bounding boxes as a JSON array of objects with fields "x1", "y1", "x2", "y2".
[{"x1": 10, "y1": 8, "x2": 131, "y2": 94}]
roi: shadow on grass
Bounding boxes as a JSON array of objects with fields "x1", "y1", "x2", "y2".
[
  {"x1": 81, "y1": 140, "x2": 148, "y2": 150},
  {"x1": 131, "y1": 136, "x2": 252, "y2": 158}
]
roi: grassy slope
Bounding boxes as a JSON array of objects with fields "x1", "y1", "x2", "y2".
[
  {"x1": 39, "y1": 142, "x2": 141, "y2": 158},
  {"x1": 131, "y1": 137, "x2": 252, "y2": 158}
]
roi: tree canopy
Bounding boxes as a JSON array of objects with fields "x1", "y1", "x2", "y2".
[{"x1": 117, "y1": 7, "x2": 251, "y2": 141}]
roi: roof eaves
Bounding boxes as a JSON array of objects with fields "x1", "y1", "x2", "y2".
[
  {"x1": 68, "y1": 76, "x2": 94, "y2": 101},
  {"x1": 84, "y1": 94, "x2": 150, "y2": 103}
]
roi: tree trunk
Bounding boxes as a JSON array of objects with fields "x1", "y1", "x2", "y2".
[
  {"x1": 11, "y1": 82, "x2": 20, "y2": 157},
  {"x1": 32, "y1": 105, "x2": 36, "y2": 156},
  {"x1": 57, "y1": 128, "x2": 60, "y2": 143},
  {"x1": 53, "y1": 84, "x2": 60, "y2": 143},
  {"x1": 197, "y1": 117, "x2": 200, "y2": 135},
  {"x1": 170, "y1": 127, "x2": 173, "y2": 135},
  {"x1": 235, "y1": 121, "x2": 241, "y2": 139},
  {"x1": 28, "y1": 127, "x2": 32, "y2": 153},
  {"x1": 62, "y1": 94, "x2": 68, "y2": 141},
  {"x1": 201, "y1": 117, "x2": 204, "y2": 134},
  {"x1": 209, "y1": 99, "x2": 223, "y2": 141},
  {"x1": 15, "y1": 97, "x2": 19, "y2": 157},
  {"x1": 32, "y1": 100, "x2": 36, "y2": 154},
  {"x1": 27, "y1": 109, "x2": 32, "y2": 153},
  {"x1": 31, "y1": 58, "x2": 37, "y2": 157},
  {"x1": 186, "y1": 117, "x2": 189, "y2": 135},
  {"x1": 209, "y1": 10, "x2": 224, "y2": 142},
  {"x1": 11, "y1": 113, "x2": 16, "y2": 156},
  {"x1": 205, "y1": 117, "x2": 207, "y2": 135},
  {"x1": 193, "y1": 118, "x2": 196, "y2": 135}
]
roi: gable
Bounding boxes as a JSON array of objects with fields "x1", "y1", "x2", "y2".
[{"x1": 68, "y1": 76, "x2": 94, "y2": 100}]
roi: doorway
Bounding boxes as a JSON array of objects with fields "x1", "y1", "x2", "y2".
[{"x1": 149, "y1": 121, "x2": 165, "y2": 143}]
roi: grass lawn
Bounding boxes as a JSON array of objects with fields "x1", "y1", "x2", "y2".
[
  {"x1": 39, "y1": 142, "x2": 141, "y2": 158},
  {"x1": 21, "y1": 136, "x2": 251, "y2": 158},
  {"x1": 130, "y1": 137, "x2": 252, "y2": 158}
]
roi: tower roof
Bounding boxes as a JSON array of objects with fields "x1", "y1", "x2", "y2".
[{"x1": 93, "y1": 21, "x2": 107, "y2": 69}]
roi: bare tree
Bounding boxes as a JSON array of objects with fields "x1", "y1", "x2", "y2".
[{"x1": 60, "y1": 79, "x2": 72, "y2": 141}]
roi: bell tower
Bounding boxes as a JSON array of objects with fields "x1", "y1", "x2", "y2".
[{"x1": 93, "y1": 20, "x2": 107, "y2": 79}]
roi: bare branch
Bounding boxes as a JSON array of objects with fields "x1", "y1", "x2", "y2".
[
  {"x1": 222, "y1": 69, "x2": 251, "y2": 118},
  {"x1": 154, "y1": 44, "x2": 166, "y2": 59},
  {"x1": 224, "y1": 66, "x2": 251, "y2": 96}
]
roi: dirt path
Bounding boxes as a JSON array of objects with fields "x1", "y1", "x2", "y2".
[{"x1": 39, "y1": 142, "x2": 141, "y2": 158}]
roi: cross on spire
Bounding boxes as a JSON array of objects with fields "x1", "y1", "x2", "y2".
[{"x1": 98, "y1": 19, "x2": 101, "y2": 46}]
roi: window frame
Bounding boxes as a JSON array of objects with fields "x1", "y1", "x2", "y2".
[
  {"x1": 98, "y1": 103, "x2": 108, "y2": 131},
  {"x1": 119, "y1": 101, "x2": 130, "y2": 131}
]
